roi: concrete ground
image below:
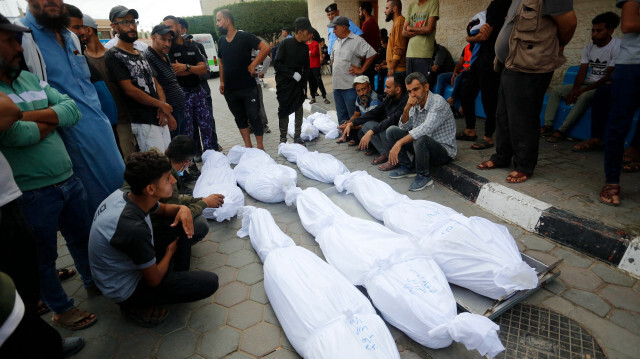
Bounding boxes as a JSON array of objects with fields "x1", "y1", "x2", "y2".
[{"x1": 54, "y1": 75, "x2": 640, "y2": 359}]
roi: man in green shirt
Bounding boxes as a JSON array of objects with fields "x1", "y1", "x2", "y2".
[
  {"x1": 403, "y1": 0, "x2": 440, "y2": 77},
  {"x1": 0, "y1": 19, "x2": 99, "y2": 331}
]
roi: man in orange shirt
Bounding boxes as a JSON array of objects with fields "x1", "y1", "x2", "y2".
[{"x1": 383, "y1": 0, "x2": 407, "y2": 76}]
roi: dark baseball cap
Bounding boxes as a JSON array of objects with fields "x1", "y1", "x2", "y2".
[
  {"x1": 325, "y1": 3, "x2": 337, "y2": 13},
  {"x1": 151, "y1": 24, "x2": 174, "y2": 37},
  {"x1": 327, "y1": 16, "x2": 349, "y2": 28},
  {"x1": 109, "y1": 5, "x2": 139, "y2": 22},
  {"x1": 0, "y1": 13, "x2": 31, "y2": 33}
]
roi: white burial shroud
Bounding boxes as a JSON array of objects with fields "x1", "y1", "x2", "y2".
[
  {"x1": 237, "y1": 206, "x2": 400, "y2": 359},
  {"x1": 227, "y1": 146, "x2": 298, "y2": 203},
  {"x1": 278, "y1": 143, "x2": 349, "y2": 184},
  {"x1": 307, "y1": 112, "x2": 339, "y2": 139},
  {"x1": 192, "y1": 150, "x2": 245, "y2": 222},
  {"x1": 288, "y1": 113, "x2": 319, "y2": 141},
  {"x1": 286, "y1": 187, "x2": 505, "y2": 357},
  {"x1": 334, "y1": 171, "x2": 538, "y2": 300}
]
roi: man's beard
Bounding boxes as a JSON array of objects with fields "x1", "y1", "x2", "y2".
[
  {"x1": 385, "y1": 12, "x2": 394, "y2": 22},
  {"x1": 0, "y1": 55, "x2": 21, "y2": 73},
  {"x1": 119, "y1": 31, "x2": 138, "y2": 43},
  {"x1": 31, "y1": 1, "x2": 70, "y2": 30},
  {"x1": 217, "y1": 26, "x2": 227, "y2": 35}
]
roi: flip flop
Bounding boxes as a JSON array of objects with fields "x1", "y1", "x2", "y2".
[
  {"x1": 336, "y1": 138, "x2": 347, "y2": 144},
  {"x1": 58, "y1": 268, "x2": 76, "y2": 281},
  {"x1": 38, "y1": 301, "x2": 51, "y2": 315},
  {"x1": 506, "y1": 171, "x2": 531, "y2": 183},
  {"x1": 323, "y1": 98, "x2": 331, "y2": 104},
  {"x1": 52, "y1": 307, "x2": 97, "y2": 331},
  {"x1": 348, "y1": 140, "x2": 357, "y2": 146},
  {"x1": 456, "y1": 131, "x2": 477, "y2": 141},
  {"x1": 470, "y1": 140, "x2": 494, "y2": 150},
  {"x1": 309, "y1": 99, "x2": 316, "y2": 104},
  {"x1": 371, "y1": 155, "x2": 388, "y2": 165}
]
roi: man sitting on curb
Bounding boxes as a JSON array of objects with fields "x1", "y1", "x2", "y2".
[
  {"x1": 348, "y1": 73, "x2": 408, "y2": 169},
  {"x1": 339, "y1": 75, "x2": 381, "y2": 145},
  {"x1": 386, "y1": 72, "x2": 457, "y2": 191},
  {"x1": 542, "y1": 12, "x2": 620, "y2": 143},
  {"x1": 150, "y1": 135, "x2": 224, "y2": 271},
  {"x1": 89, "y1": 151, "x2": 219, "y2": 327}
]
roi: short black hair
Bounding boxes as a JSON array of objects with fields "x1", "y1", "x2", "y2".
[
  {"x1": 178, "y1": 17, "x2": 188, "y2": 30},
  {"x1": 65, "y1": 4, "x2": 83, "y2": 19},
  {"x1": 163, "y1": 15, "x2": 179, "y2": 25},
  {"x1": 592, "y1": 12, "x2": 620, "y2": 30},
  {"x1": 124, "y1": 151, "x2": 172, "y2": 195},
  {"x1": 380, "y1": 28, "x2": 388, "y2": 38},
  {"x1": 405, "y1": 72, "x2": 428, "y2": 86},
  {"x1": 387, "y1": 0, "x2": 402, "y2": 13},
  {"x1": 360, "y1": 2, "x2": 373, "y2": 15},
  {"x1": 218, "y1": 9, "x2": 234, "y2": 25},
  {"x1": 392, "y1": 73, "x2": 406, "y2": 93},
  {"x1": 166, "y1": 135, "x2": 197, "y2": 163}
]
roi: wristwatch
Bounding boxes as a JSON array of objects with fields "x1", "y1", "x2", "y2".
[{"x1": 185, "y1": 64, "x2": 191, "y2": 72}]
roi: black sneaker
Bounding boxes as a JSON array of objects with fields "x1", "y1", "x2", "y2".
[
  {"x1": 188, "y1": 163, "x2": 201, "y2": 177},
  {"x1": 264, "y1": 125, "x2": 271, "y2": 133},
  {"x1": 62, "y1": 337, "x2": 84, "y2": 358}
]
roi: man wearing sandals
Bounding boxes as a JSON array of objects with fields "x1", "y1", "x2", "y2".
[
  {"x1": 338, "y1": 76, "x2": 380, "y2": 145},
  {"x1": 0, "y1": 16, "x2": 99, "y2": 331},
  {"x1": 89, "y1": 151, "x2": 219, "y2": 326},
  {"x1": 386, "y1": 72, "x2": 457, "y2": 191}
]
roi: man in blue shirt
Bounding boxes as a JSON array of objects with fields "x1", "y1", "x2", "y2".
[
  {"x1": 325, "y1": 3, "x2": 363, "y2": 55},
  {"x1": 18, "y1": 0, "x2": 125, "y2": 217}
]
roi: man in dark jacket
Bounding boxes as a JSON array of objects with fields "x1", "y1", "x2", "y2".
[
  {"x1": 275, "y1": 17, "x2": 312, "y2": 145},
  {"x1": 352, "y1": 73, "x2": 408, "y2": 169}
]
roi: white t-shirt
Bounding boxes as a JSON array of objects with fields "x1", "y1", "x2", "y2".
[
  {"x1": 581, "y1": 38, "x2": 621, "y2": 84},
  {"x1": 0, "y1": 152, "x2": 21, "y2": 207}
]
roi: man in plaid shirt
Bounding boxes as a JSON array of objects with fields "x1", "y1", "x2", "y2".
[{"x1": 386, "y1": 72, "x2": 457, "y2": 191}]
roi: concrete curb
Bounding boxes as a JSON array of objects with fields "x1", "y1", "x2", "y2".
[{"x1": 310, "y1": 101, "x2": 639, "y2": 277}]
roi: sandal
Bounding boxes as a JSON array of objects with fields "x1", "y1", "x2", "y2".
[
  {"x1": 348, "y1": 140, "x2": 357, "y2": 146},
  {"x1": 471, "y1": 140, "x2": 494, "y2": 150},
  {"x1": 323, "y1": 98, "x2": 330, "y2": 104},
  {"x1": 540, "y1": 125, "x2": 554, "y2": 136},
  {"x1": 120, "y1": 305, "x2": 168, "y2": 328},
  {"x1": 378, "y1": 161, "x2": 398, "y2": 171},
  {"x1": 58, "y1": 268, "x2": 76, "y2": 281},
  {"x1": 623, "y1": 161, "x2": 640, "y2": 173},
  {"x1": 476, "y1": 160, "x2": 504, "y2": 170},
  {"x1": 506, "y1": 171, "x2": 531, "y2": 183},
  {"x1": 309, "y1": 99, "x2": 316, "y2": 104},
  {"x1": 364, "y1": 149, "x2": 377, "y2": 156},
  {"x1": 599, "y1": 184, "x2": 621, "y2": 206},
  {"x1": 336, "y1": 138, "x2": 347, "y2": 144},
  {"x1": 371, "y1": 154, "x2": 388, "y2": 165},
  {"x1": 38, "y1": 301, "x2": 50, "y2": 315},
  {"x1": 456, "y1": 130, "x2": 477, "y2": 141},
  {"x1": 52, "y1": 307, "x2": 97, "y2": 331},
  {"x1": 622, "y1": 147, "x2": 640, "y2": 164},
  {"x1": 546, "y1": 131, "x2": 566, "y2": 143},
  {"x1": 572, "y1": 139, "x2": 603, "y2": 152}
]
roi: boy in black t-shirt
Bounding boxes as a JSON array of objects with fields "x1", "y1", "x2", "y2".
[{"x1": 216, "y1": 9, "x2": 271, "y2": 149}]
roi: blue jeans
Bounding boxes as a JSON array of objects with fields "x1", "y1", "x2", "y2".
[
  {"x1": 172, "y1": 108, "x2": 185, "y2": 138},
  {"x1": 605, "y1": 64, "x2": 640, "y2": 184},
  {"x1": 333, "y1": 88, "x2": 357, "y2": 125},
  {"x1": 18, "y1": 175, "x2": 94, "y2": 314},
  {"x1": 434, "y1": 71, "x2": 468, "y2": 101}
]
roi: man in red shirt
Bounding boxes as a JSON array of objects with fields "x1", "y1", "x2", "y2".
[{"x1": 359, "y1": 2, "x2": 380, "y2": 85}]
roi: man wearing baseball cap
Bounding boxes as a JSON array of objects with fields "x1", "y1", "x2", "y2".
[
  {"x1": 103, "y1": 5, "x2": 148, "y2": 51},
  {"x1": 328, "y1": 16, "x2": 377, "y2": 126},
  {"x1": 274, "y1": 17, "x2": 312, "y2": 145},
  {"x1": 338, "y1": 75, "x2": 380, "y2": 145},
  {"x1": 0, "y1": 12, "x2": 87, "y2": 356},
  {"x1": 324, "y1": 3, "x2": 362, "y2": 56}
]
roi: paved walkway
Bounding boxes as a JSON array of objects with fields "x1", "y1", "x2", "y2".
[{"x1": 55, "y1": 75, "x2": 640, "y2": 359}]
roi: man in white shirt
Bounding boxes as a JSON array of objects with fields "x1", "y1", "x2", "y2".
[{"x1": 542, "y1": 12, "x2": 621, "y2": 142}]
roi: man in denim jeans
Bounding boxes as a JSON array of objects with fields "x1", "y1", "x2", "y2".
[{"x1": 0, "y1": 17, "x2": 98, "y2": 331}]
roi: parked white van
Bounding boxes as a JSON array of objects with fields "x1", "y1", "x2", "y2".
[{"x1": 192, "y1": 33, "x2": 219, "y2": 76}]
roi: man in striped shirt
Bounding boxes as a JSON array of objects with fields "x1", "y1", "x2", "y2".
[{"x1": 386, "y1": 72, "x2": 457, "y2": 191}]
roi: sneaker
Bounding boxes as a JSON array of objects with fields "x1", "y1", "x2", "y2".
[
  {"x1": 409, "y1": 174, "x2": 434, "y2": 191},
  {"x1": 280, "y1": 137, "x2": 287, "y2": 144},
  {"x1": 294, "y1": 137, "x2": 306, "y2": 147},
  {"x1": 389, "y1": 166, "x2": 416, "y2": 179},
  {"x1": 264, "y1": 125, "x2": 271, "y2": 133},
  {"x1": 188, "y1": 163, "x2": 201, "y2": 177},
  {"x1": 62, "y1": 337, "x2": 85, "y2": 358}
]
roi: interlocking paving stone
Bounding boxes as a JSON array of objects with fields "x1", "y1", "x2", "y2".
[
  {"x1": 285, "y1": 222, "x2": 307, "y2": 236},
  {"x1": 609, "y1": 310, "x2": 640, "y2": 335},
  {"x1": 592, "y1": 263, "x2": 636, "y2": 287},
  {"x1": 263, "y1": 304, "x2": 280, "y2": 327},
  {"x1": 156, "y1": 328, "x2": 200, "y2": 359},
  {"x1": 552, "y1": 247, "x2": 593, "y2": 268},
  {"x1": 226, "y1": 249, "x2": 258, "y2": 268},
  {"x1": 114, "y1": 329, "x2": 161, "y2": 358},
  {"x1": 228, "y1": 301, "x2": 264, "y2": 330},
  {"x1": 598, "y1": 284, "x2": 640, "y2": 312},
  {"x1": 520, "y1": 233, "x2": 556, "y2": 252},
  {"x1": 223, "y1": 353, "x2": 254, "y2": 359},
  {"x1": 197, "y1": 326, "x2": 240, "y2": 359},
  {"x1": 210, "y1": 227, "x2": 240, "y2": 242},
  {"x1": 239, "y1": 322, "x2": 281, "y2": 357},
  {"x1": 73, "y1": 334, "x2": 118, "y2": 359},
  {"x1": 249, "y1": 281, "x2": 268, "y2": 304},
  {"x1": 188, "y1": 304, "x2": 227, "y2": 333},
  {"x1": 152, "y1": 305, "x2": 193, "y2": 335},
  {"x1": 561, "y1": 288, "x2": 611, "y2": 317},
  {"x1": 215, "y1": 265, "x2": 239, "y2": 287},
  {"x1": 557, "y1": 265, "x2": 603, "y2": 292},
  {"x1": 192, "y1": 241, "x2": 220, "y2": 258},
  {"x1": 218, "y1": 238, "x2": 245, "y2": 254},
  {"x1": 214, "y1": 282, "x2": 249, "y2": 308},
  {"x1": 263, "y1": 349, "x2": 301, "y2": 359},
  {"x1": 237, "y1": 263, "x2": 264, "y2": 285},
  {"x1": 196, "y1": 252, "x2": 227, "y2": 271},
  {"x1": 273, "y1": 211, "x2": 300, "y2": 225},
  {"x1": 541, "y1": 295, "x2": 576, "y2": 314}
]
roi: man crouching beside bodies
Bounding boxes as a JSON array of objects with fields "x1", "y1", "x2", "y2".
[{"x1": 89, "y1": 151, "x2": 219, "y2": 327}]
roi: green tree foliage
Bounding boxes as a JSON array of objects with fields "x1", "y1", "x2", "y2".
[
  {"x1": 183, "y1": 15, "x2": 218, "y2": 41},
  {"x1": 213, "y1": 0, "x2": 308, "y2": 40}
]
